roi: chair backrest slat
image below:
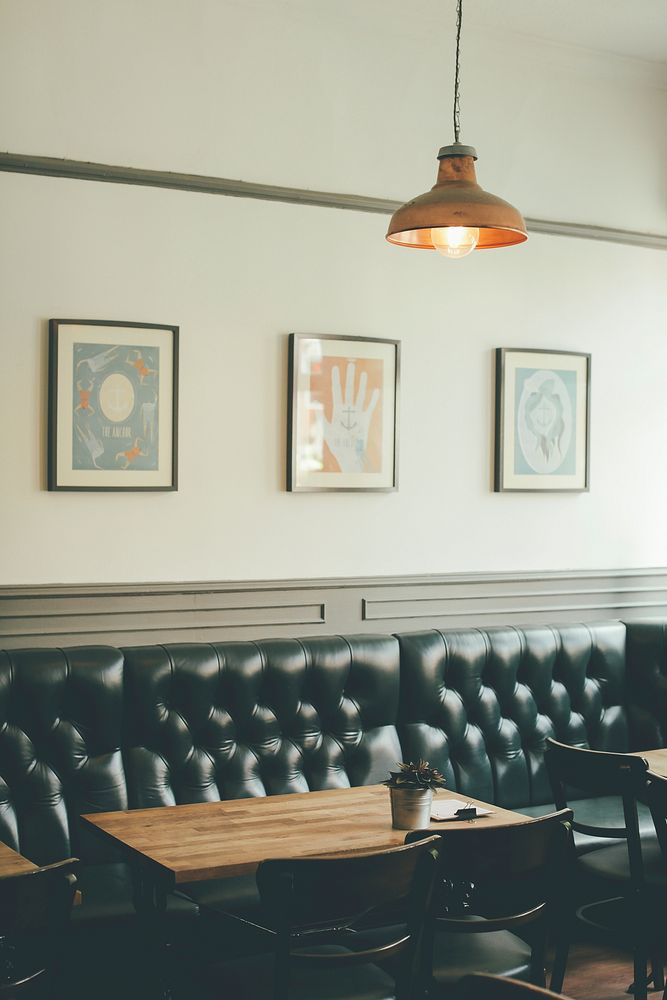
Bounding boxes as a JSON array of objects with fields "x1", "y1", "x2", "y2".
[
  {"x1": 257, "y1": 837, "x2": 439, "y2": 934},
  {"x1": 546, "y1": 739, "x2": 649, "y2": 800}
]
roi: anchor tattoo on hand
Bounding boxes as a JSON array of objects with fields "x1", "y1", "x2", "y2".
[{"x1": 323, "y1": 361, "x2": 380, "y2": 474}]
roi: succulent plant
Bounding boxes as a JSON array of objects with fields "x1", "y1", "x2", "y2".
[{"x1": 384, "y1": 759, "x2": 447, "y2": 790}]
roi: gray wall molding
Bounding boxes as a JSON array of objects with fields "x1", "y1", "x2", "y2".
[
  {"x1": 1, "y1": 152, "x2": 665, "y2": 252},
  {"x1": 1, "y1": 568, "x2": 666, "y2": 648}
]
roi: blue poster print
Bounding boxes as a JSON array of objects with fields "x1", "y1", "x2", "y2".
[
  {"x1": 72, "y1": 343, "x2": 160, "y2": 471},
  {"x1": 514, "y1": 367, "x2": 577, "y2": 476}
]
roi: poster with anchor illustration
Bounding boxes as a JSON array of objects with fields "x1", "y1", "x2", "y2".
[
  {"x1": 494, "y1": 348, "x2": 590, "y2": 492},
  {"x1": 48, "y1": 320, "x2": 178, "y2": 491},
  {"x1": 287, "y1": 334, "x2": 400, "y2": 492}
]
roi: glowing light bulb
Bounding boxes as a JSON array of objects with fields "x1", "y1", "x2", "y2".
[{"x1": 430, "y1": 226, "x2": 479, "y2": 259}]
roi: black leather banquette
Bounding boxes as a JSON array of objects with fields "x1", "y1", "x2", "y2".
[{"x1": 0, "y1": 619, "x2": 665, "y2": 940}]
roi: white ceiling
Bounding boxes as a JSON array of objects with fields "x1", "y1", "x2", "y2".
[
  {"x1": 466, "y1": 0, "x2": 667, "y2": 65},
  {"x1": 284, "y1": 0, "x2": 666, "y2": 64}
]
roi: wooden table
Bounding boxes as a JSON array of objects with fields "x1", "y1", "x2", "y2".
[
  {"x1": 81, "y1": 785, "x2": 532, "y2": 1000},
  {"x1": 82, "y1": 784, "x2": 526, "y2": 890},
  {"x1": 632, "y1": 748, "x2": 667, "y2": 777},
  {"x1": 0, "y1": 841, "x2": 37, "y2": 879}
]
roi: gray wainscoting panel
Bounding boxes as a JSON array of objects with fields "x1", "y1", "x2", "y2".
[{"x1": 0, "y1": 569, "x2": 666, "y2": 648}]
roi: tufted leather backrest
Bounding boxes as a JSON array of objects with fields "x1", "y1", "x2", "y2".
[
  {"x1": 0, "y1": 647, "x2": 127, "y2": 865},
  {"x1": 0, "y1": 620, "x2": 651, "y2": 866},
  {"x1": 625, "y1": 620, "x2": 667, "y2": 749},
  {"x1": 122, "y1": 635, "x2": 402, "y2": 808},
  {"x1": 396, "y1": 622, "x2": 628, "y2": 809}
]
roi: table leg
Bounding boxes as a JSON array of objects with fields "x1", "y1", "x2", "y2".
[{"x1": 131, "y1": 865, "x2": 174, "y2": 1000}]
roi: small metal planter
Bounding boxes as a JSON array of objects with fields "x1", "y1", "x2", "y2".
[{"x1": 389, "y1": 786, "x2": 433, "y2": 830}]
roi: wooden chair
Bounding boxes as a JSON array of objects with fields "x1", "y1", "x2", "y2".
[
  {"x1": 405, "y1": 810, "x2": 575, "y2": 997},
  {"x1": 0, "y1": 857, "x2": 78, "y2": 995},
  {"x1": 453, "y1": 973, "x2": 575, "y2": 1000},
  {"x1": 202, "y1": 836, "x2": 441, "y2": 1000},
  {"x1": 644, "y1": 769, "x2": 667, "y2": 861},
  {"x1": 545, "y1": 738, "x2": 663, "y2": 1000}
]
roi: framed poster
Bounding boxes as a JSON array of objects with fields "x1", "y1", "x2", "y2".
[
  {"x1": 48, "y1": 319, "x2": 179, "y2": 491},
  {"x1": 494, "y1": 347, "x2": 590, "y2": 492},
  {"x1": 287, "y1": 334, "x2": 400, "y2": 492}
]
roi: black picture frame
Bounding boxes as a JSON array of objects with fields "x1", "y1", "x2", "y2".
[
  {"x1": 48, "y1": 319, "x2": 179, "y2": 491},
  {"x1": 494, "y1": 347, "x2": 591, "y2": 493}
]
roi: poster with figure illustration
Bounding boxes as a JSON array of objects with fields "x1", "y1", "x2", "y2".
[
  {"x1": 71, "y1": 342, "x2": 159, "y2": 472},
  {"x1": 494, "y1": 348, "x2": 590, "y2": 492},
  {"x1": 288, "y1": 334, "x2": 399, "y2": 491},
  {"x1": 48, "y1": 320, "x2": 178, "y2": 490}
]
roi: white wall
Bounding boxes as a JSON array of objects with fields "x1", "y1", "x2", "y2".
[{"x1": 0, "y1": 0, "x2": 665, "y2": 585}]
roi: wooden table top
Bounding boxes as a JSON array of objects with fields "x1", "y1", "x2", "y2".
[
  {"x1": 82, "y1": 784, "x2": 528, "y2": 887},
  {"x1": 0, "y1": 841, "x2": 38, "y2": 880},
  {"x1": 633, "y1": 748, "x2": 667, "y2": 777}
]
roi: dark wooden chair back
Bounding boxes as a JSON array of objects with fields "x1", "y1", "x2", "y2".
[
  {"x1": 545, "y1": 738, "x2": 649, "y2": 846},
  {"x1": 255, "y1": 837, "x2": 441, "y2": 1000},
  {"x1": 406, "y1": 812, "x2": 574, "y2": 993},
  {"x1": 406, "y1": 810, "x2": 574, "y2": 928},
  {"x1": 0, "y1": 858, "x2": 78, "y2": 994},
  {"x1": 546, "y1": 745, "x2": 666, "y2": 1000},
  {"x1": 454, "y1": 973, "x2": 575, "y2": 1000}
]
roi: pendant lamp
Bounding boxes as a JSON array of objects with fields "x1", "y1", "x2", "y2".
[{"x1": 386, "y1": 0, "x2": 527, "y2": 258}]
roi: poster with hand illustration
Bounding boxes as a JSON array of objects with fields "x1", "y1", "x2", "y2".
[
  {"x1": 288, "y1": 334, "x2": 399, "y2": 491},
  {"x1": 494, "y1": 348, "x2": 590, "y2": 492}
]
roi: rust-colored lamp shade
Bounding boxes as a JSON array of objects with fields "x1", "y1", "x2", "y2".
[{"x1": 386, "y1": 144, "x2": 527, "y2": 252}]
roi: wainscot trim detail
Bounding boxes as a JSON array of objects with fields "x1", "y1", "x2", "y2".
[
  {"x1": 1, "y1": 153, "x2": 665, "y2": 252},
  {"x1": 0, "y1": 569, "x2": 665, "y2": 648}
]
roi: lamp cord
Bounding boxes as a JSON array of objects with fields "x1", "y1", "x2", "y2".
[{"x1": 453, "y1": 0, "x2": 463, "y2": 143}]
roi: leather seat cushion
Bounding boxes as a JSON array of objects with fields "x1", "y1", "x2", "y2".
[
  {"x1": 202, "y1": 946, "x2": 397, "y2": 1000},
  {"x1": 430, "y1": 930, "x2": 532, "y2": 987},
  {"x1": 519, "y1": 797, "x2": 655, "y2": 855},
  {"x1": 578, "y1": 836, "x2": 667, "y2": 884},
  {"x1": 72, "y1": 863, "x2": 198, "y2": 929},
  {"x1": 179, "y1": 873, "x2": 260, "y2": 917},
  {"x1": 340, "y1": 923, "x2": 532, "y2": 988}
]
